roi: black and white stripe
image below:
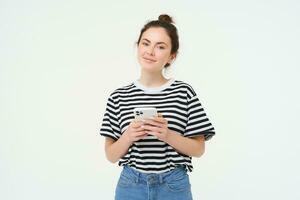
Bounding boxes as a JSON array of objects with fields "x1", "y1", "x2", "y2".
[{"x1": 100, "y1": 79, "x2": 215, "y2": 173}]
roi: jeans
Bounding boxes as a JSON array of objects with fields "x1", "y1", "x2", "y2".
[{"x1": 115, "y1": 165, "x2": 193, "y2": 200}]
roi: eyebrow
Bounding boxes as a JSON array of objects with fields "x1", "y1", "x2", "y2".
[{"x1": 142, "y1": 38, "x2": 168, "y2": 46}]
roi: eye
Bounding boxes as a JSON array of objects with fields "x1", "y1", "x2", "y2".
[
  {"x1": 158, "y1": 46, "x2": 165, "y2": 50},
  {"x1": 142, "y1": 42, "x2": 149, "y2": 46}
]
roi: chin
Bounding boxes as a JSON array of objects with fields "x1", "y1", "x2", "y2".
[
  {"x1": 138, "y1": 59, "x2": 163, "y2": 72},
  {"x1": 141, "y1": 65, "x2": 155, "y2": 71},
  {"x1": 140, "y1": 65, "x2": 161, "y2": 73}
]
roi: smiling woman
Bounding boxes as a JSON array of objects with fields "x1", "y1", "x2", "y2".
[
  {"x1": 137, "y1": 27, "x2": 175, "y2": 74},
  {"x1": 99, "y1": 14, "x2": 216, "y2": 200}
]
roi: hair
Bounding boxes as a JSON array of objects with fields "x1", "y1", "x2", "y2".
[{"x1": 136, "y1": 14, "x2": 179, "y2": 68}]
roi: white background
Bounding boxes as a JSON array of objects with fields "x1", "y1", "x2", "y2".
[{"x1": 1, "y1": 1, "x2": 299, "y2": 199}]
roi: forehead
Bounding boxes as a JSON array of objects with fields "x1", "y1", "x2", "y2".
[{"x1": 141, "y1": 27, "x2": 171, "y2": 45}]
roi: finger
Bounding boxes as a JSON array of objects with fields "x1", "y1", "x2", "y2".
[
  {"x1": 147, "y1": 131, "x2": 159, "y2": 137},
  {"x1": 135, "y1": 132, "x2": 148, "y2": 139},
  {"x1": 131, "y1": 118, "x2": 139, "y2": 124},
  {"x1": 153, "y1": 115, "x2": 167, "y2": 123},
  {"x1": 136, "y1": 128, "x2": 147, "y2": 132},
  {"x1": 142, "y1": 125, "x2": 161, "y2": 132},
  {"x1": 143, "y1": 119, "x2": 164, "y2": 128},
  {"x1": 135, "y1": 127, "x2": 146, "y2": 132},
  {"x1": 133, "y1": 136, "x2": 147, "y2": 142},
  {"x1": 134, "y1": 130, "x2": 147, "y2": 136},
  {"x1": 132, "y1": 121, "x2": 145, "y2": 128}
]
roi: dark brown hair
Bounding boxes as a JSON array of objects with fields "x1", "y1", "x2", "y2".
[{"x1": 136, "y1": 14, "x2": 179, "y2": 68}]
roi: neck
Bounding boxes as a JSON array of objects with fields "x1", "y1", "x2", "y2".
[{"x1": 139, "y1": 70, "x2": 168, "y2": 87}]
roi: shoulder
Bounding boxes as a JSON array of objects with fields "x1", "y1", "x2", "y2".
[
  {"x1": 112, "y1": 82, "x2": 135, "y2": 94},
  {"x1": 172, "y1": 79, "x2": 197, "y2": 97},
  {"x1": 107, "y1": 82, "x2": 136, "y2": 99}
]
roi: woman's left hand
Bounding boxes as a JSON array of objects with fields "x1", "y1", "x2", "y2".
[{"x1": 141, "y1": 113, "x2": 170, "y2": 142}]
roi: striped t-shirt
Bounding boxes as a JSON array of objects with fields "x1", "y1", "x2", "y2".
[{"x1": 100, "y1": 78, "x2": 215, "y2": 173}]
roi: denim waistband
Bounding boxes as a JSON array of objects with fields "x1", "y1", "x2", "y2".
[{"x1": 121, "y1": 165, "x2": 187, "y2": 184}]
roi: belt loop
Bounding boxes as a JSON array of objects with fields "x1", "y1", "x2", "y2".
[
  {"x1": 159, "y1": 174, "x2": 163, "y2": 184},
  {"x1": 136, "y1": 171, "x2": 140, "y2": 183}
]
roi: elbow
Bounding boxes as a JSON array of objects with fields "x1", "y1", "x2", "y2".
[
  {"x1": 194, "y1": 149, "x2": 205, "y2": 158},
  {"x1": 104, "y1": 147, "x2": 118, "y2": 163},
  {"x1": 107, "y1": 158, "x2": 118, "y2": 164},
  {"x1": 194, "y1": 144, "x2": 205, "y2": 158},
  {"x1": 105, "y1": 152, "x2": 119, "y2": 163},
  {"x1": 192, "y1": 135, "x2": 206, "y2": 158},
  {"x1": 104, "y1": 139, "x2": 119, "y2": 163}
]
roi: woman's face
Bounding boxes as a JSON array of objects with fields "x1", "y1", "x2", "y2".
[{"x1": 137, "y1": 27, "x2": 175, "y2": 73}]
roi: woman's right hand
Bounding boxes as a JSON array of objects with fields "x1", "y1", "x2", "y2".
[{"x1": 122, "y1": 119, "x2": 147, "y2": 144}]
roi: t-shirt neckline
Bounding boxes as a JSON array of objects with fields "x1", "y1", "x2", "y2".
[{"x1": 133, "y1": 78, "x2": 175, "y2": 93}]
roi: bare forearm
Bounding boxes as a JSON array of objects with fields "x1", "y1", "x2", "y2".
[
  {"x1": 105, "y1": 120, "x2": 148, "y2": 163},
  {"x1": 105, "y1": 135, "x2": 132, "y2": 163},
  {"x1": 164, "y1": 130, "x2": 205, "y2": 157}
]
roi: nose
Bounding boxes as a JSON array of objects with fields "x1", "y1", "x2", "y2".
[{"x1": 146, "y1": 45, "x2": 155, "y2": 55}]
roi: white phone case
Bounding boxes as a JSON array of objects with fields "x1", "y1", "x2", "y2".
[{"x1": 133, "y1": 107, "x2": 157, "y2": 120}]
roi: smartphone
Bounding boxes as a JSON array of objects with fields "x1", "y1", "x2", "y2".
[{"x1": 133, "y1": 107, "x2": 157, "y2": 120}]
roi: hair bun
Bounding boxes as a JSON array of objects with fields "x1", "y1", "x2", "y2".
[{"x1": 158, "y1": 14, "x2": 174, "y2": 24}]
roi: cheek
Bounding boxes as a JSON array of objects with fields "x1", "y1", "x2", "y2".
[
  {"x1": 137, "y1": 47, "x2": 146, "y2": 56},
  {"x1": 137, "y1": 48, "x2": 145, "y2": 62},
  {"x1": 156, "y1": 52, "x2": 170, "y2": 61}
]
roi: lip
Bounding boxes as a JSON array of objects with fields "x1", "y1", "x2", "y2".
[{"x1": 143, "y1": 57, "x2": 156, "y2": 62}]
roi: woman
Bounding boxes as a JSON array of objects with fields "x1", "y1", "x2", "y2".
[{"x1": 100, "y1": 14, "x2": 215, "y2": 200}]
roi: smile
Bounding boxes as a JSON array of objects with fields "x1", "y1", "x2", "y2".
[{"x1": 143, "y1": 57, "x2": 156, "y2": 62}]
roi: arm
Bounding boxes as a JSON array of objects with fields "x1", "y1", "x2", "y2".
[
  {"x1": 164, "y1": 130, "x2": 205, "y2": 157},
  {"x1": 104, "y1": 120, "x2": 147, "y2": 163},
  {"x1": 104, "y1": 135, "x2": 132, "y2": 163},
  {"x1": 142, "y1": 115, "x2": 206, "y2": 157}
]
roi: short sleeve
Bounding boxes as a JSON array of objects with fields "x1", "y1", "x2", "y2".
[
  {"x1": 99, "y1": 94, "x2": 122, "y2": 141},
  {"x1": 184, "y1": 87, "x2": 216, "y2": 141}
]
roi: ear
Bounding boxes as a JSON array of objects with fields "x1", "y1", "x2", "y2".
[{"x1": 168, "y1": 53, "x2": 176, "y2": 63}]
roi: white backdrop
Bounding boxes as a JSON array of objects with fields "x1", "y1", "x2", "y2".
[{"x1": 1, "y1": 1, "x2": 299, "y2": 199}]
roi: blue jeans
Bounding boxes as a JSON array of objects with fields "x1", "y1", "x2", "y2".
[{"x1": 115, "y1": 165, "x2": 193, "y2": 200}]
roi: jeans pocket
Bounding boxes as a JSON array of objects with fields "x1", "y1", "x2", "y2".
[
  {"x1": 117, "y1": 172, "x2": 136, "y2": 188},
  {"x1": 164, "y1": 174, "x2": 191, "y2": 192}
]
